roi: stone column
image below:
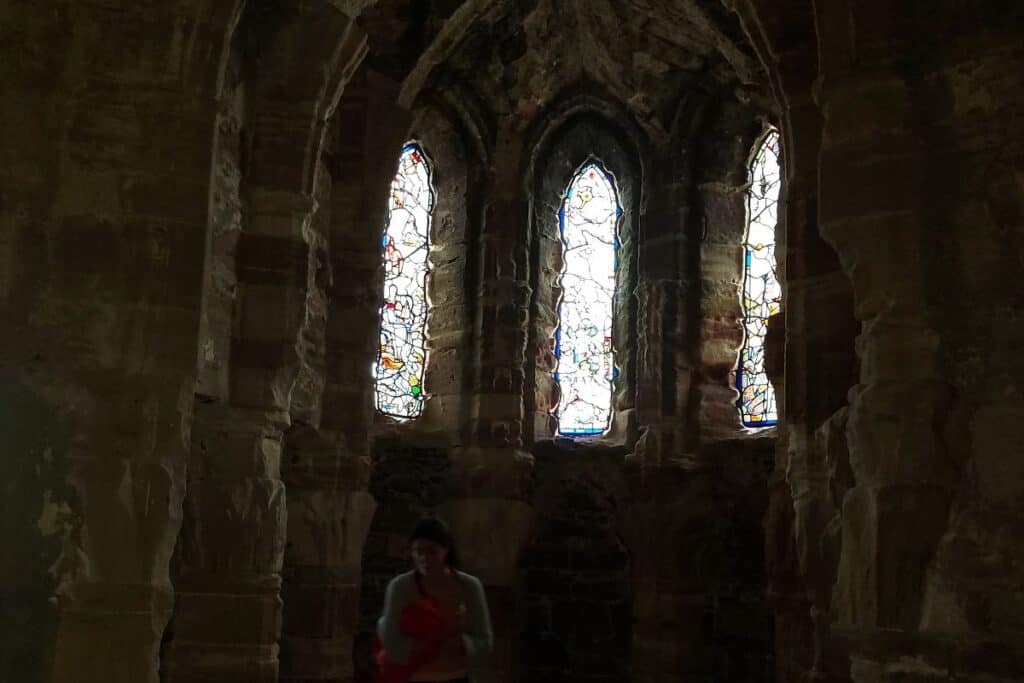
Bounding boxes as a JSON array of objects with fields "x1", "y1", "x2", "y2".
[
  {"x1": 278, "y1": 69, "x2": 408, "y2": 683},
  {"x1": 456, "y1": 121, "x2": 536, "y2": 683},
  {"x1": 459, "y1": 120, "x2": 536, "y2": 492},
  {"x1": 0, "y1": 3, "x2": 245, "y2": 682},
  {"x1": 631, "y1": 157, "x2": 692, "y2": 464},
  {"x1": 726, "y1": 2, "x2": 859, "y2": 679},
  {"x1": 166, "y1": 190, "x2": 318, "y2": 682},
  {"x1": 280, "y1": 427, "x2": 377, "y2": 683},
  {"x1": 693, "y1": 105, "x2": 767, "y2": 443},
  {"x1": 168, "y1": 406, "x2": 289, "y2": 681},
  {"x1": 166, "y1": 6, "x2": 369, "y2": 678},
  {"x1": 472, "y1": 200, "x2": 532, "y2": 457},
  {"x1": 776, "y1": 99, "x2": 856, "y2": 683},
  {"x1": 811, "y1": 2, "x2": 1024, "y2": 680}
]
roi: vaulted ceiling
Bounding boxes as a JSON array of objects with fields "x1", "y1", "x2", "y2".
[{"x1": 358, "y1": 0, "x2": 771, "y2": 142}]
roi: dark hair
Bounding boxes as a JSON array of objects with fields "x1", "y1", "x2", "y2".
[{"x1": 409, "y1": 517, "x2": 460, "y2": 568}]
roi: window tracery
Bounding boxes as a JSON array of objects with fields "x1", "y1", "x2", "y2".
[
  {"x1": 554, "y1": 160, "x2": 621, "y2": 436},
  {"x1": 375, "y1": 143, "x2": 433, "y2": 420},
  {"x1": 738, "y1": 128, "x2": 782, "y2": 427}
]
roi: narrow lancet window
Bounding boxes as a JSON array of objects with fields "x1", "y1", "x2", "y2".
[
  {"x1": 738, "y1": 128, "x2": 782, "y2": 426},
  {"x1": 554, "y1": 161, "x2": 621, "y2": 436},
  {"x1": 375, "y1": 143, "x2": 433, "y2": 419}
]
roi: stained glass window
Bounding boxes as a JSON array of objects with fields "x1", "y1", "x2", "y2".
[
  {"x1": 554, "y1": 161, "x2": 621, "y2": 436},
  {"x1": 738, "y1": 128, "x2": 782, "y2": 427},
  {"x1": 375, "y1": 143, "x2": 433, "y2": 420}
]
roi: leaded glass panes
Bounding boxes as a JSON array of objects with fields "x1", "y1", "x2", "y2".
[
  {"x1": 738, "y1": 129, "x2": 782, "y2": 427},
  {"x1": 554, "y1": 161, "x2": 620, "y2": 436},
  {"x1": 375, "y1": 143, "x2": 433, "y2": 420}
]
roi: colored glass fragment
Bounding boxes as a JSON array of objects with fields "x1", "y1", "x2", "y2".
[
  {"x1": 554, "y1": 161, "x2": 620, "y2": 436},
  {"x1": 375, "y1": 143, "x2": 433, "y2": 419},
  {"x1": 738, "y1": 129, "x2": 782, "y2": 427}
]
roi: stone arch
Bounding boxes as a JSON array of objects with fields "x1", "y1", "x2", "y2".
[
  {"x1": 282, "y1": 67, "x2": 415, "y2": 683},
  {"x1": 523, "y1": 92, "x2": 648, "y2": 447},
  {"x1": 166, "y1": 2, "x2": 370, "y2": 680},
  {"x1": 340, "y1": 90, "x2": 496, "y2": 683}
]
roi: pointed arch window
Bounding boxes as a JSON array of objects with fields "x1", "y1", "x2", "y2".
[
  {"x1": 738, "y1": 128, "x2": 782, "y2": 427},
  {"x1": 375, "y1": 143, "x2": 433, "y2": 420},
  {"x1": 554, "y1": 160, "x2": 621, "y2": 436}
]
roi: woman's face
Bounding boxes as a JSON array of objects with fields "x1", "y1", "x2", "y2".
[{"x1": 411, "y1": 538, "x2": 448, "y2": 575}]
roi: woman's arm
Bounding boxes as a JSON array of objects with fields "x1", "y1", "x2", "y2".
[
  {"x1": 460, "y1": 575, "x2": 494, "y2": 657},
  {"x1": 377, "y1": 575, "x2": 414, "y2": 664}
]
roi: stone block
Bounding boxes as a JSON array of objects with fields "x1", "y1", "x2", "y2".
[
  {"x1": 69, "y1": 455, "x2": 183, "y2": 586},
  {"x1": 173, "y1": 591, "x2": 282, "y2": 644},
  {"x1": 52, "y1": 607, "x2": 166, "y2": 683},
  {"x1": 237, "y1": 283, "x2": 308, "y2": 343},
  {"x1": 427, "y1": 250, "x2": 469, "y2": 304},
  {"x1": 163, "y1": 641, "x2": 280, "y2": 683},
  {"x1": 423, "y1": 345, "x2": 466, "y2": 395},
  {"x1": 833, "y1": 484, "x2": 952, "y2": 630},
  {"x1": 436, "y1": 498, "x2": 535, "y2": 584},
  {"x1": 281, "y1": 580, "x2": 360, "y2": 638},
  {"x1": 279, "y1": 635, "x2": 354, "y2": 678},
  {"x1": 969, "y1": 398, "x2": 1024, "y2": 506},
  {"x1": 427, "y1": 303, "x2": 471, "y2": 337},
  {"x1": 285, "y1": 490, "x2": 376, "y2": 570},
  {"x1": 178, "y1": 476, "x2": 286, "y2": 578}
]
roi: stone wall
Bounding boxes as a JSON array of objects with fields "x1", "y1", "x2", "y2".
[
  {"x1": 1, "y1": 1, "x2": 244, "y2": 681},
  {"x1": 338, "y1": 65, "x2": 775, "y2": 683},
  {"x1": 728, "y1": 0, "x2": 1024, "y2": 681},
  {"x1": 525, "y1": 106, "x2": 645, "y2": 445},
  {"x1": 522, "y1": 442, "x2": 632, "y2": 683},
  {"x1": 628, "y1": 438, "x2": 775, "y2": 683},
  {"x1": 8, "y1": 2, "x2": 1023, "y2": 683},
  {"x1": 356, "y1": 439, "x2": 458, "y2": 683}
]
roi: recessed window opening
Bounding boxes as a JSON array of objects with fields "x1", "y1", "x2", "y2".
[
  {"x1": 553, "y1": 159, "x2": 621, "y2": 437},
  {"x1": 375, "y1": 142, "x2": 434, "y2": 420},
  {"x1": 738, "y1": 128, "x2": 782, "y2": 427}
]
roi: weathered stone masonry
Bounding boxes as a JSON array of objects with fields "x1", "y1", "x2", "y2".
[{"x1": 3, "y1": 2, "x2": 1023, "y2": 683}]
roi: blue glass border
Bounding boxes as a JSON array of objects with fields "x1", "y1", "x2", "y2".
[{"x1": 553, "y1": 158, "x2": 622, "y2": 438}]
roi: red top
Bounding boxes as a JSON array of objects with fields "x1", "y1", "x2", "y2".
[{"x1": 372, "y1": 576, "x2": 454, "y2": 683}]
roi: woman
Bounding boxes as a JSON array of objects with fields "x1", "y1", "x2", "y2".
[{"x1": 376, "y1": 517, "x2": 493, "y2": 683}]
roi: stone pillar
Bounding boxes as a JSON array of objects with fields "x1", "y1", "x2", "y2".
[
  {"x1": 0, "y1": 3, "x2": 244, "y2": 682},
  {"x1": 777, "y1": 97, "x2": 856, "y2": 683},
  {"x1": 473, "y1": 144, "x2": 534, "y2": 683},
  {"x1": 437, "y1": 499, "x2": 535, "y2": 683},
  {"x1": 694, "y1": 104, "x2": 766, "y2": 443},
  {"x1": 279, "y1": 69, "x2": 409, "y2": 683},
  {"x1": 321, "y1": 68, "x2": 411, "y2": 448},
  {"x1": 631, "y1": 158, "x2": 691, "y2": 464},
  {"x1": 472, "y1": 197, "x2": 532, "y2": 455},
  {"x1": 726, "y1": 2, "x2": 859, "y2": 679},
  {"x1": 166, "y1": 190, "x2": 318, "y2": 682},
  {"x1": 457, "y1": 120, "x2": 536, "y2": 683},
  {"x1": 167, "y1": 406, "x2": 289, "y2": 682},
  {"x1": 811, "y1": 2, "x2": 1024, "y2": 680},
  {"x1": 166, "y1": 6, "x2": 369, "y2": 678},
  {"x1": 280, "y1": 427, "x2": 377, "y2": 683}
]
